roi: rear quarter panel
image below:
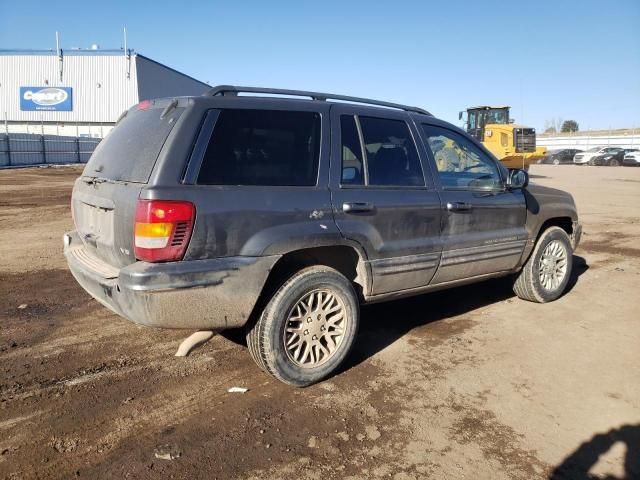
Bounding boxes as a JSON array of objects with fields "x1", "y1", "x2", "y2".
[{"x1": 149, "y1": 98, "x2": 340, "y2": 259}]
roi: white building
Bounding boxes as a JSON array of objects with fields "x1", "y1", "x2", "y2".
[{"x1": 0, "y1": 49, "x2": 209, "y2": 138}]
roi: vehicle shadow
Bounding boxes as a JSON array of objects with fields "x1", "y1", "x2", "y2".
[
  {"x1": 221, "y1": 276, "x2": 516, "y2": 353},
  {"x1": 340, "y1": 277, "x2": 513, "y2": 374},
  {"x1": 565, "y1": 255, "x2": 588, "y2": 294},
  {"x1": 221, "y1": 255, "x2": 588, "y2": 374},
  {"x1": 549, "y1": 424, "x2": 640, "y2": 479},
  {"x1": 340, "y1": 254, "x2": 589, "y2": 375}
]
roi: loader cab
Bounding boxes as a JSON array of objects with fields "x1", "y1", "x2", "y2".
[{"x1": 460, "y1": 106, "x2": 511, "y2": 142}]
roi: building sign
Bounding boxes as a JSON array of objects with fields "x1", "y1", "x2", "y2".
[{"x1": 20, "y1": 87, "x2": 73, "y2": 111}]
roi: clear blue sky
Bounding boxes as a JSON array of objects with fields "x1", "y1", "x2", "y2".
[{"x1": 1, "y1": 0, "x2": 639, "y2": 130}]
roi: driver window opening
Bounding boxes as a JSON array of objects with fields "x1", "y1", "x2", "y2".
[{"x1": 421, "y1": 125, "x2": 502, "y2": 190}]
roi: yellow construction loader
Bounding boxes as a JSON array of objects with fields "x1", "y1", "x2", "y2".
[{"x1": 459, "y1": 106, "x2": 546, "y2": 170}]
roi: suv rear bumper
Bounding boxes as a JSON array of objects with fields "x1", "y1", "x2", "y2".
[{"x1": 64, "y1": 231, "x2": 279, "y2": 330}]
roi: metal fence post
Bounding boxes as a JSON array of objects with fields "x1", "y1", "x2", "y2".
[
  {"x1": 41, "y1": 131, "x2": 46, "y2": 165},
  {"x1": 4, "y1": 112, "x2": 11, "y2": 167}
]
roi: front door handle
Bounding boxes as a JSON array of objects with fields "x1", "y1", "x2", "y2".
[
  {"x1": 343, "y1": 202, "x2": 374, "y2": 213},
  {"x1": 447, "y1": 201, "x2": 472, "y2": 212}
]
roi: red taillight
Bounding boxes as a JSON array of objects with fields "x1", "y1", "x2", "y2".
[
  {"x1": 137, "y1": 99, "x2": 151, "y2": 110},
  {"x1": 134, "y1": 200, "x2": 195, "y2": 262}
]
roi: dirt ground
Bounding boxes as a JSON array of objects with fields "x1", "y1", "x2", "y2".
[{"x1": 1, "y1": 164, "x2": 638, "y2": 480}]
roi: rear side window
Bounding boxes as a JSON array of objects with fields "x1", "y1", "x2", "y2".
[
  {"x1": 84, "y1": 106, "x2": 184, "y2": 183},
  {"x1": 341, "y1": 116, "x2": 365, "y2": 185},
  {"x1": 197, "y1": 109, "x2": 321, "y2": 186},
  {"x1": 360, "y1": 117, "x2": 424, "y2": 187},
  {"x1": 339, "y1": 115, "x2": 424, "y2": 187}
]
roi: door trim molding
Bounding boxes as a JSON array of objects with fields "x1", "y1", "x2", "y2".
[{"x1": 440, "y1": 240, "x2": 527, "y2": 267}]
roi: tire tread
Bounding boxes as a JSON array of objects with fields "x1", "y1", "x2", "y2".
[
  {"x1": 513, "y1": 226, "x2": 572, "y2": 303},
  {"x1": 246, "y1": 266, "x2": 358, "y2": 387}
]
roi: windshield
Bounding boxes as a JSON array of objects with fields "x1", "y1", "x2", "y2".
[
  {"x1": 485, "y1": 108, "x2": 509, "y2": 124},
  {"x1": 586, "y1": 147, "x2": 602, "y2": 152},
  {"x1": 468, "y1": 108, "x2": 509, "y2": 129}
]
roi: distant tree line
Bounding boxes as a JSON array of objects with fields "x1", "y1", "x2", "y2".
[{"x1": 544, "y1": 118, "x2": 579, "y2": 134}]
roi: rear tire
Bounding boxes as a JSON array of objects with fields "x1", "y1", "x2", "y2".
[
  {"x1": 552, "y1": 158, "x2": 560, "y2": 165},
  {"x1": 246, "y1": 266, "x2": 359, "y2": 387},
  {"x1": 610, "y1": 158, "x2": 620, "y2": 167},
  {"x1": 513, "y1": 227, "x2": 573, "y2": 303}
]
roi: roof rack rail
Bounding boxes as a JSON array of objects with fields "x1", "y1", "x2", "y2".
[{"x1": 203, "y1": 85, "x2": 431, "y2": 116}]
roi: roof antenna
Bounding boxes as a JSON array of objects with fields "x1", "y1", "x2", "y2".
[
  {"x1": 56, "y1": 31, "x2": 63, "y2": 81},
  {"x1": 123, "y1": 26, "x2": 131, "y2": 79}
]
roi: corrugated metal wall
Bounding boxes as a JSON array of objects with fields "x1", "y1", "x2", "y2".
[
  {"x1": 538, "y1": 135, "x2": 640, "y2": 150},
  {"x1": 0, "y1": 54, "x2": 139, "y2": 123},
  {"x1": 0, "y1": 132, "x2": 100, "y2": 167}
]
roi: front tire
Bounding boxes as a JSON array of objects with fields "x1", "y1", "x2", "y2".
[
  {"x1": 553, "y1": 158, "x2": 560, "y2": 165},
  {"x1": 513, "y1": 227, "x2": 573, "y2": 303},
  {"x1": 246, "y1": 266, "x2": 359, "y2": 387}
]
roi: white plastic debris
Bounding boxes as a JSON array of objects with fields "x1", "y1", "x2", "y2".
[
  {"x1": 154, "y1": 444, "x2": 181, "y2": 460},
  {"x1": 154, "y1": 452, "x2": 180, "y2": 460},
  {"x1": 18, "y1": 304, "x2": 28, "y2": 310},
  {"x1": 227, "y1": 387, "x2": 249, "y2": 393},
  {"x1": 174, "y1": 330, "x2": 215, "y2": 357}
]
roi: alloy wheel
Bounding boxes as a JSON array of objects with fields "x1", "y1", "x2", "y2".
[
  {"x1": 283, "y1": 289, "x2": 346, "y2": 368},
  {"x1": 538, "y1": 240, "x2": 568, "y2": 291}
]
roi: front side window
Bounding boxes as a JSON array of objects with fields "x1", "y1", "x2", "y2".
[
  {"x1": 468, "y1": 112, "x2": 477, "y2": 130},
  {"x1": 421, "y1": 124, "x2": 502, "y2": 190},
  {"x1": 197, "y1": 109, "x2": 321, "y2": 186}
]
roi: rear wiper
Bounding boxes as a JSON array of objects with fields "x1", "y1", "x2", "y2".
[
  {"x1": 82, "y1": 176, "x2": 109, "y2": 186},
  {"x1": 160, "y1": 99, "x2": 179, "y2": 119}
]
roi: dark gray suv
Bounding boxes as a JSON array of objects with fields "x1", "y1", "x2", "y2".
[{"x1": 64, "y1": 86, "x2": 582, "y2": 386}]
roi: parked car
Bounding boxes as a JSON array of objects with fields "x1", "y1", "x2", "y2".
[
  {"x1": 541, "y1": 149, "x2": 583, "y2": 165},
  {"x1": 622, "y1": 149, "x2": 640, "y2": 166},
  {"x1": 574, "y1": 146, "x2": 626, "y2": 165},
  {"x1": 64, "y1": 86, "x2": 582, "y2": 387},
  {"x1": 591, "y1": 147, "x2": 627, "y2": 166}
]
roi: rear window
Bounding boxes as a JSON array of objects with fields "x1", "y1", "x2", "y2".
[
  {"x1": 197, "y1": 109, "x2": 321, "y2": 186},
  {"x1": 84, "y1": 106, "x2": 184, "y2": 183}
]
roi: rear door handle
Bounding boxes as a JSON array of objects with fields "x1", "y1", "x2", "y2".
[
  {"x1": 343, "y1": 202, "x2": 374, "y2": 213},
  {"x1": 447, "y1": 202, "x2": 472, "y2": 212}
]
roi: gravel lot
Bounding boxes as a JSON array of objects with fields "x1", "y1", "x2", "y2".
[{"x1": 1, "y1": 164, "x2": 638, "y2": 479}]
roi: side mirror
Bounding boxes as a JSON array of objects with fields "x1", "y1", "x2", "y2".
[
  {"x1": 458, "y1": 111, "x2": 463, "y2": 120},
  {"x1": 507, "y1": 168, "x2": 529, "y2": 189}
]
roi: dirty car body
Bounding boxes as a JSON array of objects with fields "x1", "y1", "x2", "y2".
[{"x1": 64, "y1": 86, "x2": 581, "y2": 385}]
